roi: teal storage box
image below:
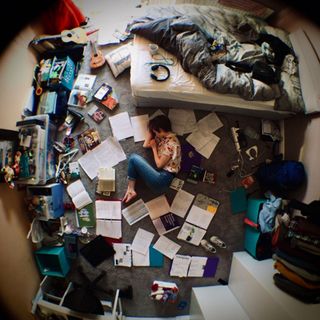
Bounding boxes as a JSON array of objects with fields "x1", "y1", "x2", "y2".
[
  {"x1": 35, "y1": 246, "x2": 70, "y2": 277},
  {"x1": 244, "y1": 198, "x2": 272, "y2": 260}
]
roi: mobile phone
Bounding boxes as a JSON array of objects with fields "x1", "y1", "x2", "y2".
[{"x1": 94, "y1": 83, "x2": 112, "y2": 101}]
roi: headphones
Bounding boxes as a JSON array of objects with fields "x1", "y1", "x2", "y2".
[{"x1": 150, "y1": 64, "x2": 170, "y2": 81}]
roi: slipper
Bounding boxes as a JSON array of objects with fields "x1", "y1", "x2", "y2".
[
  {"x1": 210, "y1": 236, "x2": 226, "y2": 248},
  {"x1": 200, "y1": 239, "x2": 216, "y2": 253}
]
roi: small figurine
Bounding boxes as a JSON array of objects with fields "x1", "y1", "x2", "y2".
[
  {"x1": 12, "y1": 151, "x2": 22, "y2": 176},
  {"x1": 2, "y1": 165, "x2": 15, "y2": 189}
]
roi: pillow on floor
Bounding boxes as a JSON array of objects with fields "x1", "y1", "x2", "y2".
[{"x1": 105, "y1": 42, "x2": 132, "y2": 78}]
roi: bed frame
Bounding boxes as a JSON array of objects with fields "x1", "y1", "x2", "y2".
[{"x1": 131, "y1": 26, "x2": 320, "y2": 119}]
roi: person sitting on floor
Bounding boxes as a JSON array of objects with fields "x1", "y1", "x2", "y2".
[{"x1": 123, "y1": 115, "x2": 181, "y2": 203}]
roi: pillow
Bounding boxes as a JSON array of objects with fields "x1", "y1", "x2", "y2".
[
  {"x1": 217, "y1": 0, "x2": 274, "y2": 20},
  {"x1": 105, "y1": 42, "x2": 133, "y2": 78}
]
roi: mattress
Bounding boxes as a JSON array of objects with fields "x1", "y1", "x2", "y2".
[{"x1": 130, "y1": 35, "x2": 277, "y2": 113}]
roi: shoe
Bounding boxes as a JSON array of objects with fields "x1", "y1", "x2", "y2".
[
  {"x1": 200, "y1": 239, "x2": 216, "y2": 253},
  {"x1": 210, "y1": 236, "x2": 226, "y2": 248}
]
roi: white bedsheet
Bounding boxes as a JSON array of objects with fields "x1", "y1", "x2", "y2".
[{"x1": 130, "y1": 35, "x2": 275, "y2": 112}]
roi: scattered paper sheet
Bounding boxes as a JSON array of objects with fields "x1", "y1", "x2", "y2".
[
  {"x1": 186, "y1": 205, "x2": 215, "y2": 230},
  {"x1": 170, "y1": 254, "x2": 191, "y2": 277},
  {"x1": 109, "y1": 112, "x2": 134, "y2": 141},
  {"x1": 130, "y1": 114, "x2": 149, "y2": 142},
  {"x1": 186, "y1": 130, "x2": 220, "y2": 159},
  {"x1": 153, "y1": 236, "x2": 181, "y2": 260},
  {"x1": 168, "y1": 109, "x2": 197, "y2": 136},
  {"x1": 96, "y1": 220, "x2": 122, "y2": 239},
  {"x1": 113, "y1": 243, "x2": 132, "y2": 267},
  {"x1": 188, "y1": 256, "x2": 208, "y2": 277},
  {"x1": 177, "y1": 222, "x2": 206, "y2": 246},
  {"x1": 186, "y1": 130, "x2": 215, "y2": 150},
  {"x1": 78, "y1": 137, "x2": 126, "y2": 180},
  {"x1": 122, "y1": 199, "x2": 149, "y2": 225},
  {"x1": 95, "y1": 200, "x2": 122, "y2": 220},
  {"x1": 132, "y1": 248, "x2": 150, "y2": 266},
  {"x1": 196, "y1": 112, "x2": 223, "y2": 134},
  {"x1": 170, "y1": 189, "x2": 195, "y2": 218},
  {"x1": 196, "y1": 134, "x2": 220, "y2": 159},
  {"x1": 145, "y1": 195, "x2": 170, "y2": 220},
  {"x1": 131, "y1": 228, "x2": 154, "y2": 255}
]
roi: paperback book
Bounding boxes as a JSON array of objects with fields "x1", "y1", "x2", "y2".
[
  {"x1": 93, "y1": 82, "x2": 119, "y2": 111},
  {"x1": 76, "y1": 203, "x2": 95, "y2": 228},
  {"x1": 68, "y1": 73, "x2": 97, "y2": 108},
  {"x1": 187, "y1": 165, "x2": 216, "y2": 185}
]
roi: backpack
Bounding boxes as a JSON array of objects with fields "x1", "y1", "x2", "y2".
[{"x1": 255, "y1": 160, "x2": 306, "y2": 195}]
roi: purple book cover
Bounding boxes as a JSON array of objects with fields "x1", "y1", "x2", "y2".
[
  {"x1": 181, "y1": 143, "x2": 202, "y2": 173},
  {"x1": 203, "y1": 257, "x2": 219, "y2": 277}
]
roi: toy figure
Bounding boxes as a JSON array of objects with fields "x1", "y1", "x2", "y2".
[
  {"x1": 12, "y1": 151, "x2": 22, "y2": 176},
  {"x1": 2, "y1": 165, "x2": 15, "y2": 189}
]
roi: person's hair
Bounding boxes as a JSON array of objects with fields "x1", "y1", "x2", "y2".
[{"x1": 148, "y1": 115, "x2": 172, "y2": 133}]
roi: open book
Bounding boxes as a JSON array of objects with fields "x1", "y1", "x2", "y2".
[
  {"x1": 66, "y1": 179, "x2": 92, "y2": 210},
  {"x1": 170, "y1": 254, "x2": 219, "y2": 277},
  {"x1": 145, "y1": 195, "x2": 180, "y2": 236},
  {"x1": 68, "y1": 73, "x2": 97, "y2": 108}
]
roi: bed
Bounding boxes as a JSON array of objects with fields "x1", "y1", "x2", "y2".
[{"x1": 129, "y1": 5, "x2": 320, "y2": 119}]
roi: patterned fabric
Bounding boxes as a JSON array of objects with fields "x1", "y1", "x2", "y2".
[{"x1": 157, "y1": 133, "x2": 181, "y2": 173}]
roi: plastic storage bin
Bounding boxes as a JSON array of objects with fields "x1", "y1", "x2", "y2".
[
  {"x1": 35, "y1": 246, "x2": 70, "y2": 278},
  {"x1": 244, "y1": 198, "x2": 272, "y2": 260}
]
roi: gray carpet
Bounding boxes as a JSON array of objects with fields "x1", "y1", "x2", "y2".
[{"x1": 65, "y1": 43, "x2": 275, "y2": 317}]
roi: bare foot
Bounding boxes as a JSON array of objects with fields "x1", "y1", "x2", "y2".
[{"x1": 122, "y1": 189, "x2": 137, "y2": 203}]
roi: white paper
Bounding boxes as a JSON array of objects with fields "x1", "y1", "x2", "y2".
[
  {"x1": 131, "y1": 228, "x2": 154, "y2": 255},
  {"x1": 153, "y1": 236, "x2": 181, "y2": 260},
  {"x1": 78, "y1": 137, "x2": 126, "y2": 180},
  {"x1": 170, "y1": 189, "x2": 195, "y2": 218},
  {"x1": 196, "y1": 134, "x2": 220, "y2": 159},
  {"x1": 188, "y1": 256, "x2": 207, "y2": 277},
  {"x1": 73, "y1": 74, "x2": 96, "y2": 90},
  {"x1": 96, "y1": 220, "x2": 122, "y2": 239},
  {"x1": 122, "y1": 199, "x2": 149, "y2": 225},
  {"x1": 145, "y1": 195, "x2": 170, "y2": 220},
  {"x1": 95, "y1": 200, "x2": 122, "y2": 220},
  {"x1": 168, "y1": 109, "x2": 197, "y2": 136},
  {"x1": 177, "y1": 222, "x2": 206, "y2": 246},
  {"x1": 113, "y1": 243, "x2": 132, "y2": 267},
  {"x1": 186, "y1": 205, "x2": 214, "y2": 230},
  {"x1": 186, "y1": 130, "x2": 215, "y2": 150},
  {"x1": 109, "y1": 112, "x2": 134, "y2": 141},
  {"x1": 196, "y1": 112, "x2": 223, "y2": 134},
  {"x1": 132, "y1": 248, "x2": 150, "y2": 266},
  {"x1": 170, "y1": 254, "x2": 191, "y2": 277},
  {"x1": 130, "y1": 114, "x2": 149, "y2": 142}
]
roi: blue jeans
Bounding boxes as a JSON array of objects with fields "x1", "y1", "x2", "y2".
[{"x1": 127, "y1": 153, "x2": 174, "y2": 193}]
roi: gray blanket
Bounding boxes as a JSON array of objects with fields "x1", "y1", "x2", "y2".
[{"x1": 130, "y1": 5, "x2": 305, "y2": 113}]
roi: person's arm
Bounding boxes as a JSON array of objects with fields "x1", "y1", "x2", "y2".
[
  {"x1": 150, "y1": 139, "x2": 171, "y2": 169},
  {"x1": 143, "y1": 129, "x2": 154, "y2": 148}
]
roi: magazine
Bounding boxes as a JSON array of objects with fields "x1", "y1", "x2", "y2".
[
  {"x1": 68, "y1": 74, "x2": 97, "y2": 108},
  {"x1": 93, "y1": 82, "x2": 119, "y2": 111},
  {"x1": 87, "y1": 105, "x2": 106, "y2": 124},
  {"x1": 187, "y1": 165, "x2": 215, "y2": 185},
  {"x1": 77, "y1": 128, "x2": 101, "y2": 154}
]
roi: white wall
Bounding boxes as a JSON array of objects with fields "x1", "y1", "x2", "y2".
[{"x1": 0, "y1": 26, "x2": 41, "y2": 320}]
